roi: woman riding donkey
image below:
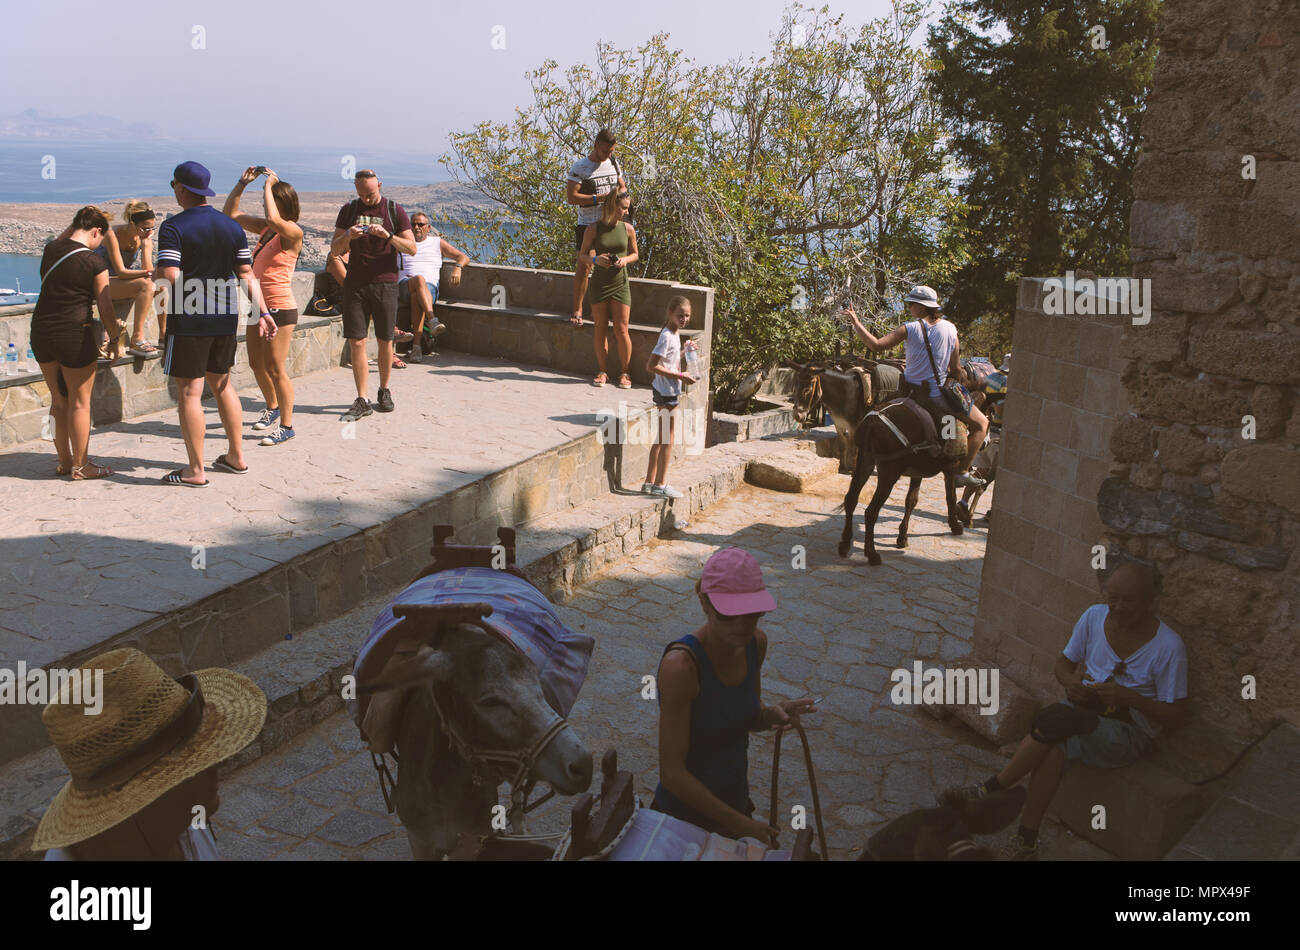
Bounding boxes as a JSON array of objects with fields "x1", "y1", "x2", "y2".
[{"x1": 843, "y1": 285, "x2": 988, "y2": 487}]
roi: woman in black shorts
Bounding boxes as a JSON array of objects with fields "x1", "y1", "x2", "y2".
[
  {"x1": 30, "y1": 206, "x2": 122, "y2": 479},
  {"x1": 223, "y1": 167, "x2": 302, "y2": 445}
]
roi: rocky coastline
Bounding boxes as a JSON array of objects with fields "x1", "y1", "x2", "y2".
[{"x1": 0, "y1": 182, "x2": 496, "y2": 270}]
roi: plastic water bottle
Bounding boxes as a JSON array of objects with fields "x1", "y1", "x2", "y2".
[
  {"x1": 4, "y1": 344, "x2": 17, "y2": 376},
  {"x1": 684, "y1": 342, "x2": 700, "y2": 388},
  {"x1": 21, "y1": 344, "x2": 33, "y2": 374}
]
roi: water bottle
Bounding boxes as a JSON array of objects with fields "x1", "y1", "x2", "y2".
[
  {"x1": 4, "y1": 343, "x2": 17, "y2": 376},
  {"x1": 684, "y1": 342, "x2": 700, "y2": 389},
  {"x1": 21, "y1": 344, "x2": 33, "y2": 374}
]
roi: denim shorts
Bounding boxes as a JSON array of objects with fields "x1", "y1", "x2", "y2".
[
  {"x1": 1062, "y1": 700, "x2": 1154, "y2": 769},
  {"x1": 652, "y1": 391, "x2": 679, "y2": 409}
]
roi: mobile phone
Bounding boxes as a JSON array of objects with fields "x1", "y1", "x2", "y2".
[
  {"x1": 358, "y1": 225, "x2": 370, "y2": 233},
  {"x1": 253, "y1": 166, "x2": 267, "y2": 175}
]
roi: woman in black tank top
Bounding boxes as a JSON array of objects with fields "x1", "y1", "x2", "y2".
[{"x1": 30, "y1": 206, "x2": 123, "y2": 480}]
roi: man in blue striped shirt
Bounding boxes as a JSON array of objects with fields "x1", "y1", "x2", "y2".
[{"x1": 156, "y1": 161, "x2": 276, "y2": 487}]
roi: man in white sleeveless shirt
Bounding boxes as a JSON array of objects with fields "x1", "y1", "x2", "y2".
[
  {"x1": 843, "y1": 285, "x2": 989, "y2": 486},
  {"x1": 396, "y1": 212, "x2": 470, "y2": 363}
]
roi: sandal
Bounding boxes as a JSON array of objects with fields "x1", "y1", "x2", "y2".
[
  {"x1": 128, "y1": 340, "x2": 158, "y2": 357},
  {"x1": 392, "y1": 355, "x2": 408, "y2": 369},
  {"x1": 591, "y1": 373, "x2": 608, "y2": 387},
  {"x1": 212, "y1": 454, "x2": 249, "y2": 475},
  {"x1": 618, "y1": 374, "x2": 632, "y2": 389},
  {"x1": 55, "y1": 462, "x2": 72, "y2": 477},
  {"x1": 70, "y1": 460, "x2": 113, "y2": 480},
  {"x1": 162, "y1": 469, "x2": 208, "y2": 487}
]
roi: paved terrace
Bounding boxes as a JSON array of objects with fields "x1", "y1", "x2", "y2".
[
  {"x1": 206, "y1": 474, "x2": 1110, "y2": 861},
  {"x1": 0, "y1": 353, "x2": 656, "y2": 674}
]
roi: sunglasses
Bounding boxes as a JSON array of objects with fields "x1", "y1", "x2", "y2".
[{"x1": 412, "y1": 222, "x2": 431, "y2": 228}]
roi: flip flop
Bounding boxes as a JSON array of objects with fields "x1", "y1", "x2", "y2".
[
  {"x1": 162, "y1": 470, "x2": 208, "y2": 487},
  {"x1": 212, "y1": 454, "x2": 249, "y2": 475},
  {"x1": 392, "y1": 355, "x2": 408, "y2": 369}
]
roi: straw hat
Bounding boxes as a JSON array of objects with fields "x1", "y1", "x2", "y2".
[{"x1": 32, "y1": 648, "x2": 266, "y2": 852}]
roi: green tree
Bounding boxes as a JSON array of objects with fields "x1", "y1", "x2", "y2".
[
  {"x1": 928, "y1": 0, "x2": 1160, "y2": 346},
  {"x1": 444, "y1": 2, "x2": 969, "y2": 399}
]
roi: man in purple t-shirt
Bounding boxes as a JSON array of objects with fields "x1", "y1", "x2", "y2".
[{"x1": 330, "y1": 170, "x2": 415, "y2": 421}]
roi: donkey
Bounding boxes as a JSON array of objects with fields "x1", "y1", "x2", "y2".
[
  {"x1": 790, "y1": 359, "x2": 900, "y2": 473},
  {"x1": 836, "y1": 398, "x2": 966, "y2": 565},
  {"x1": 358, "y1": 620, "x2": 594, "y2": 860},
  {"x1": 858, "y1": 786, "x2": 1027, "y2": 860}
]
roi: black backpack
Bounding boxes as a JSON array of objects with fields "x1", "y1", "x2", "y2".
[{"x1": 305, "y1": 269, "x2": 342, "y2": 316}]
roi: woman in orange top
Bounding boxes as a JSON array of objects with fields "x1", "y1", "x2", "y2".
[{"x1": 224, "y1": 167, "x2": 302, "y2": 445}]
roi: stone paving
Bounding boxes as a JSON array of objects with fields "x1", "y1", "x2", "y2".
[
  {"x1": 0, "y1": 351, "x2": 655, "y2": 670},
  {"x1": 213, "y1": 470, "x2": 1111, "y2": 860}
]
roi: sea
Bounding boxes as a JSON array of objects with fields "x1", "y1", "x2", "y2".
[
  {"x1": 0, "y1": 139, "x2": 448, "y2": 203},
  {"x1": 0, "y1": 140, "x2": 496, "y2": 292}
]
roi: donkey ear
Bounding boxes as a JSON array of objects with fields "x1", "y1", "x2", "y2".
[
  {"x1": 359, "y1": 644, "x2": 453, "y2": 695},
  {"x1": 960, "y1": 786, "x2": 1028, "y2": 834}
]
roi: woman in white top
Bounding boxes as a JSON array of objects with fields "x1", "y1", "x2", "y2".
[{"x1": 842, "y1": 285, "x2": 989, "y2": 486}]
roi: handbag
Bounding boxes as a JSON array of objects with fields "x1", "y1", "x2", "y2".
[{"x1": 918, "y1": 319, "x2": 973, "y2": 416}]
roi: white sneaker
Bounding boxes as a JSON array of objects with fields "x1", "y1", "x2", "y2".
[
  {"x1": 640, "y1": 482, "x2": 654, "y2": 494},
  {"x1": 651, "y1": 484, "x2": 683, "y2": 499}
]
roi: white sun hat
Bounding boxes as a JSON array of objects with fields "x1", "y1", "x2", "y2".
[{"x1": 903, "y1": 285, "x2": 941, "y2": 309}]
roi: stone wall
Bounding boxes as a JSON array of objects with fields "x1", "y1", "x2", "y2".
[
  {"x1": 973, "y1": 280, "x2": 1130, "y2": 696},
  {"x1": 1104, "y1": 0, "x2": 1299, "y2": 741}
]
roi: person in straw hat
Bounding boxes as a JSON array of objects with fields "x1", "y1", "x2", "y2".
[{"x1": 34, "y1": 648, "x2": 266, "y2": 860}]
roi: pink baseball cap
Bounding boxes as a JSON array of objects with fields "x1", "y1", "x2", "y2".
[{"x1": 700, "y1": 548, "x2": 777, "y2": 616}]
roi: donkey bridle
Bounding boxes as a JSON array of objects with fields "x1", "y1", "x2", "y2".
[{"x1": 427, "y1": 684, "x2": 570, "y2": 829}]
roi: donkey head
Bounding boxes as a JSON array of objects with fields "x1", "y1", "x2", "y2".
[
  {"x1": 365, "y1": 622, "x2": 593, "y2": 797},
  {"x1": 789, "y1": 363, "x2": 824, "y2": 424},
  {"x1": 860, "y1": 786, "x2": 1027, "y2": 861}
]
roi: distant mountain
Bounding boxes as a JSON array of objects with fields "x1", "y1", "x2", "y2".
[{"x1": 0, "y1": 108, "x2": 170, "y2": 141}]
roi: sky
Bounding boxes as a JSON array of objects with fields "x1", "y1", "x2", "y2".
[{"x1": 4, "y1": 0, "x2": 921, "y2": 152}]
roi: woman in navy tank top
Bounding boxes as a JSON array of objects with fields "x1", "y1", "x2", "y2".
[{"x1": 651, "y1": 548, "x2": 817, "y2": 843}]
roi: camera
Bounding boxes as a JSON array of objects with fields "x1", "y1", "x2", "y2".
[
  {"x1": 358, "y1": 225, "x2": 371, "y2": 233},
  {"x1": 253, "y1": 166, "x2": 267, "y2": 176}
]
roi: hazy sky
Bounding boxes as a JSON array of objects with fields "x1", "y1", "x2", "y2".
[{"x1": 6, "y1": 0, "x2": 917, "y2": 152}]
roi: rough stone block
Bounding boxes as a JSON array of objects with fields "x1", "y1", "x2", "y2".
[
  {"x1": 1052, "y1": 756, "x2": 1206, "y2": 861},
  {"x1": 1221, "y1": 444, "x2": 1300, "y2": 514},
  {"x1": 744, "y1": 453, "x2": 839, "y2": 493},
  {"x1": 941, "y1": 672, "x2": 1037, "y2": 746}
]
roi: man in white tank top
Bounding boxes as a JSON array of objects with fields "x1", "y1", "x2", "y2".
[
  {"x1": 396, "y1": 212, "x2": 469, "y2": 362},
  {"x1": 842, "y1": 285, "x2": 989, "y2": 487}
]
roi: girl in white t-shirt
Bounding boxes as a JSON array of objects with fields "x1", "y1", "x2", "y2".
[{"x1": 642, "y1": 297, "x2": 697, "y2": 498}]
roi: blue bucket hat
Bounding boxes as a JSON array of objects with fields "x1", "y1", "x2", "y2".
[{"x1": 172, "y1": 161, "x2": 216, "y2": 197}]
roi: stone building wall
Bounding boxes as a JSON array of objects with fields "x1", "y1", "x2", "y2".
[
  {"x1": 1102, "y1": 0, "x2": 1299, "y2": 742},
  {"x1": 972, "y1": 281, "x2": 1130, "y2": 698}
]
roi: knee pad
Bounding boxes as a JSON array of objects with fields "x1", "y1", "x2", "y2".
[{"x1": 1030, "y1": 703, "x2": 1099, "y2": 744}]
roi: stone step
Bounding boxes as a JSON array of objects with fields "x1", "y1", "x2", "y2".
[
  {"x1": 0, "y1": 434, "x2": 815, "y2": 859},
  {"x1": 1164, "y1": 723, "x2": 1300, "y2": 861}
]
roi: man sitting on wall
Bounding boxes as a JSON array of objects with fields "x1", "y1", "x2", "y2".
[{"x1": 941, "y1": 563, "x2": 1188, "y2": 859}]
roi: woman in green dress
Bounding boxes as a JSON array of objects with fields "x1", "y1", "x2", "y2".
[{"x1": 571, "y1": 190, "x2": 638, "y2": 388}]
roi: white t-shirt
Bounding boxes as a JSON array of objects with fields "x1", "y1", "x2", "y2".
[
  {"x1": 651, "y1": 327, "x2": 683, "y2": 398},
  {"x1": 399, "y1": 233, "x2": 443, "y2": 282},
  {"x1": 567, "y1": 156, "x2": 621, "y2": 226},
  {"x1": 903, "y1": 318, "x2": 958, "y2": 397},
  {"x1": 44, "y1": 825, "x2": 221, "y2": 860},
  {"x1": 1063, "y1": 604, "x2": 1188, "y2": 737}
]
